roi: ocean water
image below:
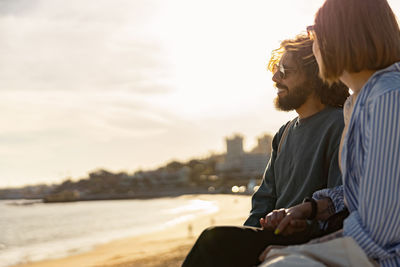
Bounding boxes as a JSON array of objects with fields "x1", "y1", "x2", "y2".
[{"x1": 0, "y1": 197, "x2": 219, "y2": 267}]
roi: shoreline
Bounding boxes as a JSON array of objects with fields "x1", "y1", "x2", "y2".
[
  {"x1": 2, "y1": 192, "x2": 252, "y2": 203},
  {"x1": 11, "y1": 194, "x2": 251, "y2": 267}
]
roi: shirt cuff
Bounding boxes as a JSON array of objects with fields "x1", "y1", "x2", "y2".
[{"x1": 312, "y1": 185, "x2": 345, "y2": 213}]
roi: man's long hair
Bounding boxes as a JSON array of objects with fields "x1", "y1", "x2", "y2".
[{"x1": 268, "y1": 34, "x2": 349, "y2": 108}]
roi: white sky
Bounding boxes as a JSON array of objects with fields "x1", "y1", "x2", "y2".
[{"x1": 1, "y1": 0, "x2": 399, "y2": 187}]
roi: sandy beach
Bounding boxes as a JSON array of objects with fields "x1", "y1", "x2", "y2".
[{"x1": 12, "y1": 194, "x2": 251, "y2": 267}]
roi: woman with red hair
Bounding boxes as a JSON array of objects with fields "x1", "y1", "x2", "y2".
[{"x1": 260, "y1": 0, "x2": 400, "y2": 266}]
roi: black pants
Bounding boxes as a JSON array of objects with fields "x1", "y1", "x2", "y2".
[{"x1": 181, "y1": 225, "x2": 321, "y2": 267}]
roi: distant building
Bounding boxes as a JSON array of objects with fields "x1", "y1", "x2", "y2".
[
  {"x1": 251, "y1": 134, "x2": 273, "y2": 155},
  {"x1": 217, "y1": 134, "x2": 271, "y2": 176},
  {"x1": 224, "y1": 134, "x2": 244, "y2": 171}
]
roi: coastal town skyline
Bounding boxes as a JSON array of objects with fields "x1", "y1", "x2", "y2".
[
  {"x1": 1, "y1": 0, "x2": 400, "y2": 188},
  {"x1": 1, "y1": 131, "x2": 272, "y2": 189}
]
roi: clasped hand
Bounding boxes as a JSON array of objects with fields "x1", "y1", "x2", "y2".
[
  {"x1": 258, "y1": 203, "x2": 312, "y2": 262},
  {"x1": 259, "y1": 203, "x2": 311, "y2": 236}
]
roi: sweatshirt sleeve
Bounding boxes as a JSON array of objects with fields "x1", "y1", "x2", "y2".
[{"x1": 243, "y1": 126, "x2": 284, "y2": 227}]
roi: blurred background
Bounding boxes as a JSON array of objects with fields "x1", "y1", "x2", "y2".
[{"x1": 1, "y1": 0, "x2": 399, "y2": 266}]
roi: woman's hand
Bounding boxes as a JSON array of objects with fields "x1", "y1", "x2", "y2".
[
  {"x1": 260, "y1": 208, "x2": 287, "y2": 229},
  {"x1": 272, "y1": 203, "x2": 311, "y2": 235},
  {"x1": 260, "y1": 204, "x2": 310, "y2": 235},
  {"x1": 260, "y1": 198, "x2": 335, "y2": 235}
]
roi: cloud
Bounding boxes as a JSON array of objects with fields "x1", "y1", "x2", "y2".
[
  {"x1": 0, "y1": 90, "x2": 174, "y2": 141},
  {"x1": 0, "y1": 0, "x2": 171, "y2": 94},
  {"x1": 0, "y1": 0, "x2": 37, "y2": 16},
  {"x1": 0, "y1": 0, "x2": 307, "y2": 187}
]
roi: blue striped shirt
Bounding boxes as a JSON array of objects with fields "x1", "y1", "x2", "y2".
[{"x1": 313, "y1": 62, "x2": 400, "y2": 266}]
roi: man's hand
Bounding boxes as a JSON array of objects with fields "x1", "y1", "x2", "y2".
[
  {"x1": 263, "y1": 198, "x2": 335, "y2": 234},
  {"x1": 260, "y1": 205, "x2": 309, "y2": 236},
  {"x1": 260, "y1": 208, "x2": 287, "y2": 229},
  {"x1": 273, "y1": 203, "x2": 311, "y2": 234}
]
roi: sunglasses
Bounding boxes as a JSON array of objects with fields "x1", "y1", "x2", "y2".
[
  {"x1": 307, "y1": 25, "x2": 316, "y2": 40},
  {"x1": 274, "y1": 63, "x2": 297, "y2": 80}
]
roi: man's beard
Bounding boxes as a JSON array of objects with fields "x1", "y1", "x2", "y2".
[{"x1": 274, "y1": 81, "x2": 313, "y2": 111}]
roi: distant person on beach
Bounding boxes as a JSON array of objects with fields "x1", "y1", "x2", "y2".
[
  {"x1": 181, "y1": 34, "x2": 349, "y2": 267},
  {"x1": 257, "y1": 0, "x2": 400, "y2": 266},
  {"x1": 244, "y1": 34, "x2": 348, "y2": 226}
]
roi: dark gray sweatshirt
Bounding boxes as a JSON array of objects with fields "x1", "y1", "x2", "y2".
[{"x1": 244, "y1": 107, "x2": 344, "y2": 227}]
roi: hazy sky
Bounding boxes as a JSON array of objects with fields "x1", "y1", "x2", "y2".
[{"x1": 1, "y1": 0, "x2": 399, "y2": 187}]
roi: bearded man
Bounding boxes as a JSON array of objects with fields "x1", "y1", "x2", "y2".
[
  {"x1": 244, "y1": 34, "x2": 349, "y2": 227},
  {"x1": 181, "y1": 34, "x2": 349, "y2": 267}
]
